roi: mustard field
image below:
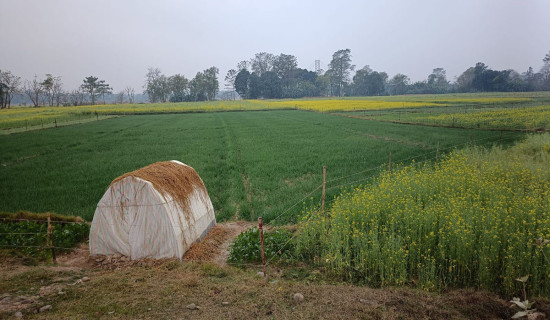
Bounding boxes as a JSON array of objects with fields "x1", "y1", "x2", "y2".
[
  {"x1": 297, "y1": 134, "x2": 550, "y2": 296},
  {"x1": 2, "y1": 92, "x2": 546, "y2": 132}
]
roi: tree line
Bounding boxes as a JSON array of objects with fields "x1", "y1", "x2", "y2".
[
  {"x1": 0, "y1": 72, "x2": 136, "y2": 109},
  {"x1": 229, "y1": 49, "x2": 550, "y2": 99},
  {"x1": 142, "y1": 66, "x2": 219, "y2": 103},
  {"x1": 1, "y1": 49, "x2": 549, "y2": 108}
]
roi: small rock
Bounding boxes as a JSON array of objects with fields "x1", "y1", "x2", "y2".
[
  {"x1": 1, "y1": 296, "x2": 11, "y2": 303},
  {"x1": 107, "y1": 311, "x2": 115, "y2": 315},
  {"x1": 293, "y1": 293, "x2": 304, "y2": 304},
  {"x1": 57, "y1": 291, "x2": 66, "y2": 295},
  {"x1": 147, "y1": 308, "x2": 151, "y2": 311},
  {"x1": 222, "y1": 301, "x2": 229, "y2": 306},
  {"x1": 120, "y1": 256, "x2": 129, "y2": 262},
  {"x1": 39, "y1": 305, "x2": 52, "y2": 312},
  {"x1": 14, "y1": 311, "x2": 23, "y2": 318},
  {"x1": 528, "y1": 312, "x2": 547, "y2": 320},
  {"x1": 81, "y1": 277, "x2": 90, "y2": 282},
  {"x1": 186, "y1": 303, "x2": 197, "y2": 310},
  {"x1": 256, "y1": 271, "x2": 265, "y2": 277}
]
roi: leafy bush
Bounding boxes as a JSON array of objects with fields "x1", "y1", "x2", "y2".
[
  {"x1": 228, "y1": 227, "x2": 294, "y2": 264},
  {"x1": 0, "y1": 216, "x2": 89, "y2": 260}
]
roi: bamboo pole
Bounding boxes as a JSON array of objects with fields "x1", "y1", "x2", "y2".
[
  {"x1": 435, "y1": 142, "x2": 439, "y2": 167},
  {"x1": 47, "y1": 213, "x2": 56, "y2": 263},
  {"x1": 321, "y1": 166, "x2": 326, "y2": 214},
  {"x1": 259, "y1": 217, "x2": 266, "y2": 277},
  {"x1": 388, "y1": 152, "x2": 392, "y2": 174}
]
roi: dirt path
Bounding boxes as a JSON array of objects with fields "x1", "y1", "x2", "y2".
[
  {"x1": 183, "y1": 221, "x2": 254, "y2": 266},
  {"x1": 70, "y1": 221, "x2": 253, "y2": 269}
]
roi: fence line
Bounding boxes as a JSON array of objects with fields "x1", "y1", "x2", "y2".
[
  {"x1": 264, "y1": 184, "x2": 323, "y2": 226},
  {"x1": 0, "y1": 129, "x2": 533, "y2": 269},
  {"x1": 0, "y1": 217, "x2": 85, "y2": 224},
  {"x1": 322, "y1": 130, "x2": 520, "y2": 192},
  {"x1": 0, "y1": 232, "x2": 44, "y2": 235}
]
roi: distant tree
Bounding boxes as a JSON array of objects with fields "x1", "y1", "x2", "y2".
[
  {"x1": 407, "y1": 81, "x2": 429, "y2": 94},
  {"x1": 237, "y1": 60, "x2": 250, "y2": 72},
  {"x1": 125, "y1": 86, "x2": 135, "y2": 103},
  {"x1": 186, "y1": 67, "x2": 218, "y2": 102},
  {"x1": 315, "y1": 74, "x2": 331, "y2": 96},
  {"x1": 81, "y1": 76, "x2": 109, "y2": 105},
  {"x1": 272, "y1": 53, "x2": 298, "y2": 80},
  {"x1": 41, "y1": 74, "x2": 63, "y2": 106},
  {"x1": 507, "y1": 70, "x2": 526, "y2": 92},
  {"x1": 250, "y1": 52, "x2": 275, "y2": 76},
  {"x1": 144, "y1": 68, "x2": 169, "y2": 103},
  {"x1": 224, "y1": 69, "x2": 238, "y2": 100},
  {"x1": 25, "y1": 75, "x2": 44, "y2": 107},
  {"x1": 0, "y1": 70, "x2": 22, "y2": 109},
  {"x1": 99, "y1": 82, "x2": 112, "y2": 104},
  {"x1": 248, "y1": 73, "x2": 261, "y2": 99},
  {"x1": 328, "y1": 49, "x2": 355, "y2": 96},
  {"x1": 234, "y1": 69, "x2": 250, "y2": 99},
  {"x1": 168, "y1": 74, "x2": 189, "y2": 102},
  {"x1": 259, "y1": 71, "x2": 282, "y2": 99},
  {"x1": 116, "y1": 91, "x2": 124, "y2": 104},
  {"x1": 388, "y1": 74, "x2": 410, "y2": 95},
  {"x1": 68, "y1": 89, "x2": 86, "y2": 106},
  {"x1": 471, "y1": 62, "x2": 515, "y2": 92},
  {"x1": 203, "y1": 66, "x2": 219, "y2": 101},
  {"x1": 541, "y1": 51, "x2": 550, "y2": 90},
  {"x1": 0, "y1": 82, "x2": 7, "y2": 108},
  {"x1": 353, "y1": 66, "x2": 387, "y2": 96},
  {"x1": 456, "y1": 67, "x2": 475, "y2": 92},
  {"x1": 427, "y1": 68, "x2": 450, "y2": 93},
  {"x1": 522, "y1": 67, "x2": 545, "y2": 91}
]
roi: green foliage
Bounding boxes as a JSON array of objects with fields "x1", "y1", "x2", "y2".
[
  {"x1": 297, "y1": 134, "x2": 550, "y2": 296},
  {"x1": 0, "y1": 218, "x2": 89, "y2": 259},
  {"x1": 0, "y1": 110, "x2": 512, "y2": 222},
  {"x1": 228, "y1": 227, "x2": 294, "y2": 264}
]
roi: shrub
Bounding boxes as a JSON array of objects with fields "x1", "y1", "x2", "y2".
[
  {"x1": 228, "y1": 227, "x2": 294, "y2": 264},
  {"x1": 0, "y1": 213, "x2": 89, "y2": 260}
]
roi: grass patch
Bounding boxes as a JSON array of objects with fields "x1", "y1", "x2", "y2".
[
  {"x1": 0, "y1": 110, "x2": 522, "y2": 223},
  {"x1": 1, "y1": 260, "x2": 533, "y2": 319}
]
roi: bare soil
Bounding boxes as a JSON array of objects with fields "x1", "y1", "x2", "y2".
[{"x1": 1, "y1": 221, "x2": 549, "y2": 319}]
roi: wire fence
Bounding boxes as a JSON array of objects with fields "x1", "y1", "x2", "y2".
[{"x1": 0, "y1": 129, "x2": 533, "y2": 272}]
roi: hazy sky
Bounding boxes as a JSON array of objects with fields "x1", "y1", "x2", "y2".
[{"x1": 1, "y1": 0, "x2": 549, "y2": 92}]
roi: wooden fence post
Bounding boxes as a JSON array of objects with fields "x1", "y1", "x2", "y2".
[
  {"x1": 258, "y1": 217, "x2": 266, "y2": 277},
  {"x1": 435, "y1": 142, "x2": 439, "y2": 167},
  {"x1": 47, "y1": 213, "x2": 56, "y2": 263},
  {"x1": 388, "y1": 152, "x2": 392, "y2": 174},
  {"x1": 54, "y1": 119, "x2": 57, "y2": 128},
  {"x1": 321, "y1": 166, "x2": 326, "y2": 214}
]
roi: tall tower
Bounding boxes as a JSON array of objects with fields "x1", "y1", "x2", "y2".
[{"x1": 315, "y1": 60, "x2": 321, "y2": 73}]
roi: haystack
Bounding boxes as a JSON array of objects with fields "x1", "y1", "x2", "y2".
[{"x1": 89, "y1": 160, "x2": 215, "y2": 260}]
